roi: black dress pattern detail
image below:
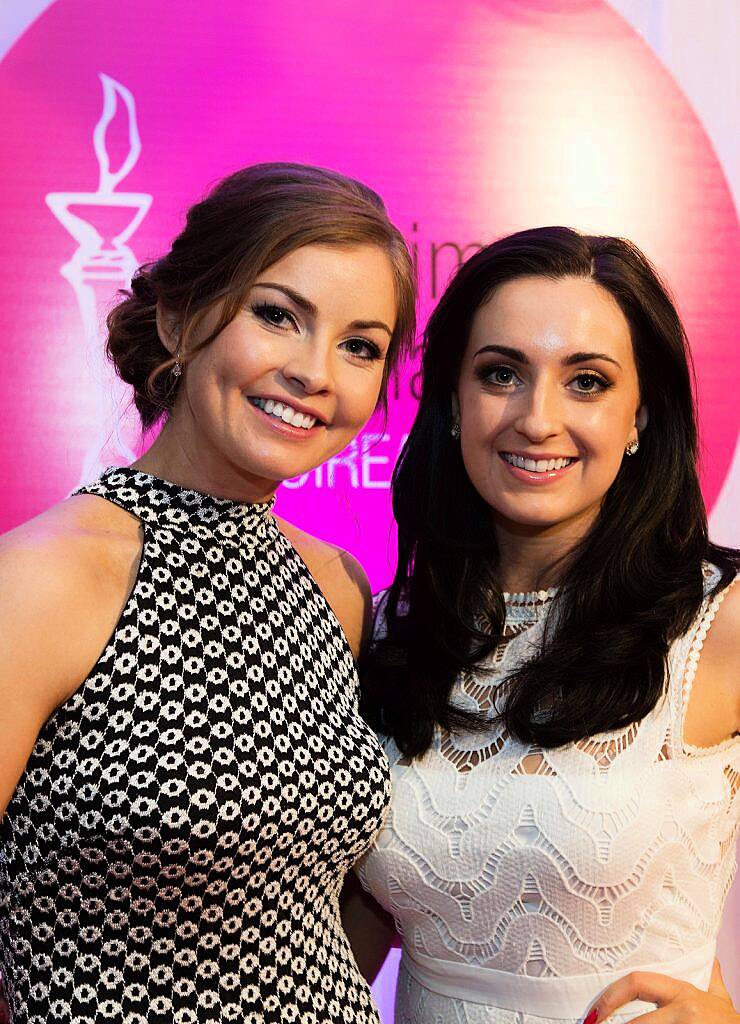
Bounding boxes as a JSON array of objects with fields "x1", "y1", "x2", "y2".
[{"x1": 0, "y1": 467, "x2": 390, "y2": 1024}]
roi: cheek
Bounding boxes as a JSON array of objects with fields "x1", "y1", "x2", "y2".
[
  {"x1": 216, "y1": 337, "x2": 269, "y2": 387},
  {"x1": 183, "y1": 340, "x2": 266, "y2": 429},
  {"x1": 577, "y1": 403, "x2": 633, "y2": 458},
  {"x1": 460, "y1": 392, "x2": 511, "y2": 446},
  {"x1": 190, "y1": 355, "x2": 241, "y2": 417},
  {"x1": 335, "y1": 368, "x2": 384, "y2": 424},
  {"x1": 208, "y1": 319, "x2": 276, "y2": 378},
  {"x1": 459, "y1": 404, "x2": 501, "y2": 480}
]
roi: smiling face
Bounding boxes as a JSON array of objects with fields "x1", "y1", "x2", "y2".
[
  {"x1": 157, "y1": 243, "x2": 398, "y2": 499},
  {"x1": 454, "y1": 274, "x2": 645, "y2": 537}
]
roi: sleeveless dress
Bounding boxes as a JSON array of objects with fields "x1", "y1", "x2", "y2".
[
  {"x1": 357, "y1": 565, "x2": 738, "y2": 1023},
  {"x1": 0, "y1": 466, "x2": 391, "y2": 1024}
]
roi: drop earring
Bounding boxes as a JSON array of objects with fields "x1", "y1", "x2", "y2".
[
  {"x1": 625, "y1": 439, "x2": 639, "y2": 456},
  {"x1": 172, "y1": 331, "x2": 182, "y2": 378},
  {"x1": 451, "y1": 421, "x2": 461, "y2": 440}
]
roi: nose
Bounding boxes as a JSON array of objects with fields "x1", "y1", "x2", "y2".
[
  {"x1": 513, "y1": 379, "x2": 562, "y2": 442},
  {"x1": 281, "y1": 339, "x2": 333, "y2": 396}
]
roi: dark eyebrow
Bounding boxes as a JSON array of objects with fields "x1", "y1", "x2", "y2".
[
  {"x1": 564, "y1": 351, "x2": 622, "y2": 369},
  {"x1": 347, "y1": 319, "x2": 393, "y2": 337},
  {"x1": 473, "y1": 344, "x2": 622, "y2": 370},
  {"x1": 254, "y1": 283, "x2": 393, "y2": 337},
  {"x1": 253, "y1": 283, "x2": 318, "y2": 316},
  {"x1": 473, "y1": 344, "x2": 529, "y2": 362}
]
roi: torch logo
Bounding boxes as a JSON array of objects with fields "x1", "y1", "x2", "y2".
[{"x1": 46, "y1": 74, "x2": 152, "y2": 483}]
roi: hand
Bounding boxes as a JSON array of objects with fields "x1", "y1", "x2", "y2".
[{"x1": 585, "y1": 959, "x2": 738, "y2": 1022}]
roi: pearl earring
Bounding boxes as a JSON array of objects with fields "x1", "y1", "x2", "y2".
[
  {"x1": 625, "y1": 439, "x2": 639, "y2": 456},
  {"x1": 451, "y1": 422, "x2": 461, "y2": 440}
]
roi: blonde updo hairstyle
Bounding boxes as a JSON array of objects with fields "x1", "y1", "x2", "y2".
[{"x1": 107, "y1": 162, "x2": 416, "y2": 430}]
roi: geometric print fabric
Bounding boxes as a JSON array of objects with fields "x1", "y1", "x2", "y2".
[{"x1": 0, "y1": 466, "x2": 391, "y2": 1024}]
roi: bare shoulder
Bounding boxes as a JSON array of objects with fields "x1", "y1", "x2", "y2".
[
  {"x1": 700, "y1": 575, "x2": 739, "y2": 685},
  {"x1": 0, "y1": 494, "x2": 142, "y2": 708},
  {"x1": 276, "y1": 516, "x2": 372, "y2": 660},
  {"x1": 0, "y1": 494, "x2": 143, "y2": 817},
  {"x1": 1, "y1": 493, "x2": 141, "y2": 596},
  {"x1": 683, "y1": 575, "x2": 739, "y2": 746},
  {"x1": 708, "y1": 572, "x2": 739, "y2": 636}
]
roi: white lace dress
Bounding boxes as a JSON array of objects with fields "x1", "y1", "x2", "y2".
[{"x1": 357, "y1": 565, "x2": 738, "y2": 1023}]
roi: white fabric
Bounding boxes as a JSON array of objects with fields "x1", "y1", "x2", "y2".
[
  {"x1": 398, "y1": 943, "x2": 714, "y2": 1019},
  {"x1": 357, "y1": 565, "x2": 739, "y2": 1023}
]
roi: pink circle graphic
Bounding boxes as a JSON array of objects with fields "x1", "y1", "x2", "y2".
[{"x1": 0, "y1": 0, "x2": 737, "y2": 590}]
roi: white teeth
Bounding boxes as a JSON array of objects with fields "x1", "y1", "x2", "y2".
[
  {"x1": 249, "y1": 397, "x2": 318, "y2": 430},
  {"x1": 502, "y1": 453, "x2": 574, "y2": 473}
]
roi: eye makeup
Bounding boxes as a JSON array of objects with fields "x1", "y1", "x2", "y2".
[
  {"x1": 473, "y1": 360, "x2": 615, "y2": 397},
  {"x1": 250, "y1": 302, "x2": 298, "y2": 329},
  {"x1": 250, "y1": 302, "x2": 383, "y2": 362}
]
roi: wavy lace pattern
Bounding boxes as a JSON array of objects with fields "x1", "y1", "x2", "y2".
[{"x1": 358, "y1": 565, "x2": 738, "y2": 1023}]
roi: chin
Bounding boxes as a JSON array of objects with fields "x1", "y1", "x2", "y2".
[
  {"x1": 491, "y1": 501, "x2": 576, "y2": 532},
  {"x1": 243, "y1": 457, "x2": 313, "y2": 485},
  {"x1": 229, "y1": 435, "x2": 326, "y2": 481}
]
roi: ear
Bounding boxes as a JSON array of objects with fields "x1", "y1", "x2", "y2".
[
  {"x1": 636, "y1": 405, "x2": 648, "y2": 432},
  {"x1": 451, "y1": 393, "x2": 460, "y2": 420},
  {"x1": 156, "y1": 304, "x2": 180, "y2": 355}
]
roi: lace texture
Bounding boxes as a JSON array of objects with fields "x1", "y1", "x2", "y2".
[{"x1": 357, "y1": 565, "x2": 738, "y2": 1023}]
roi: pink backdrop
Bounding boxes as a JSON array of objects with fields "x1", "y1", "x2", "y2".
[{"x1": 0, "y1": 0, "x2": 738, "y2": 1016}]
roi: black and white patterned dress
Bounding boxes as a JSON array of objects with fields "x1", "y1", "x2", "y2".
[{"x1": 0, "y1": 466, "x2": 391, "y2": 1024}]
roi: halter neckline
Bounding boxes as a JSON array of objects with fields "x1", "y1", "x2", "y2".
[{"x1": 73, "y1": 466, "x2": 278, "y2": 547}]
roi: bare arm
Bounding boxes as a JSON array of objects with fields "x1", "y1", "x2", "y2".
[
  {"x1": 276, "y1": 517, "x2": 373, "y2": 660},
  {"x1": 590, "y1": 578, "x2": 740, "y2": 1023},
  {"x1": 0, "y1": 498, "x2": 141, "y2": 819},
  {"x1": 340, "y1": 870, "x2": 398, "y2": 984},
  {"x1": 682, "y1": 577, "x2": 739, "y2": 747}
]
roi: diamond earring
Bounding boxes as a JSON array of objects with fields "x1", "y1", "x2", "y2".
[
  {"x1": 625, "y1": 439, "x2": 639, "y2": 456},
  {"x1": 451, "y1": 422, "x2": 461, "y2": 440},
  {"x1": 172, "y1": 351, "x2": 182, "y2": 378}
]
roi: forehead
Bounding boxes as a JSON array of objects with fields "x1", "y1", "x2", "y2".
[
  {"x1": 254, "y1": 243, "x2": 398, "y2": 321},
  {"x1": 468, "y1": 274, "x2": 633, "y2": 360}
]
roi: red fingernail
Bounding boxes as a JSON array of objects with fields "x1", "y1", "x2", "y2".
[{"x1": 584, "y1": 1011, "x2": 599, "y2": 1024}]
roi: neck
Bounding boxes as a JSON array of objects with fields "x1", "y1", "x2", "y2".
[
  {"x1": 492, "y1": 505, "x2": 599, "y2": 593},
  {"x1": 133, "y1": 414, "x2": 278, "y2": 505}
]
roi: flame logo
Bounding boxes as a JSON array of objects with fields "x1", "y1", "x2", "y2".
[
  {"x1": 94, "y1": 74, "x2": 142, "y2": 195},
  {"x1": 46, "y1": 75, "x2": 153, "y2": 481}
]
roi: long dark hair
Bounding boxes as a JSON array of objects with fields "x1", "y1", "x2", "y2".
[{"x1": 362, "y1": 226, "x2": 736, "y2": 757}]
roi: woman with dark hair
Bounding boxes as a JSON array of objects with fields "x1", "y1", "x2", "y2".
[
  {"x1": 0, "y1": 163, "x2": 415, "y2": 1024},
  {"x1": 346, "y1": 227, "x2": 738, "y2": 1023}
]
